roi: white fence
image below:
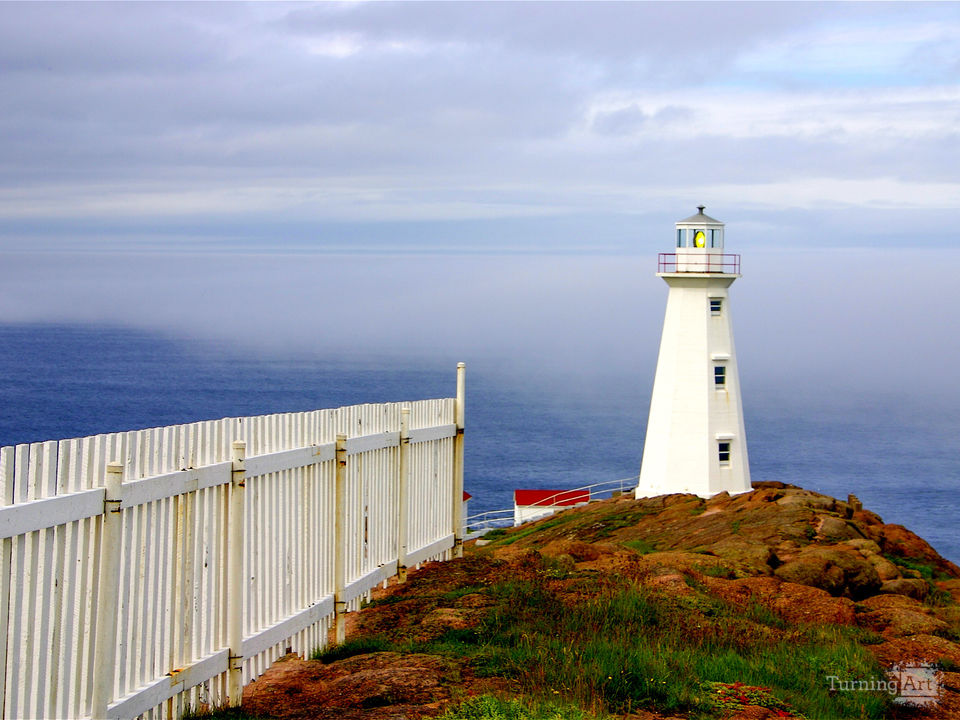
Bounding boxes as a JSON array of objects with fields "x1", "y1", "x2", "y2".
[{"x1": 0, "y1": 364, "x2": 465, "y2": 720}]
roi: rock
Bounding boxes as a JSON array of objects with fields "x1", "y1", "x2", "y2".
[
  {"x1": 243, "y1": 652, "x2": 460, "y2": 719},
  {"x1": 751, "y1": 481, "x2": 801, "y2": 490},
  {"x1": 815, "y1": 515, "x2": 864, "y2": 541},
  {"x1": 856, "y1": 594, "x2": 949, "y2": 637},
  {"x1": 540, "y1": 538, "x2": 604, "y2": 562},
  {"x1": 879, "y1": 578, "x2": 929, "y2": 600},
  {"x1": 775, "y1": 492, "x2": 837, "y2": 511},
  {"x1": 939, "y1": 579, "x2": 960, "y2": 604},
  {"x1": 864, "y1": 523, "x2": 960, "y2": 577},
  {"x1": 842, "y1": 538, "x2": 882, "y2": 556},
  {"x1": 709, "y1": 576, "x2": 856, "y2": 625},
  {"x1": 847, "y1": 494, "x2": 863, "y2": 513},
  {"x1": 858, "y1": 607, "x2": 949, "y2": 637},
  {"x1": 709, "y1": 536, "x2": 776, "y2": 575},
  {"x1": 867, "y1": 554, "x2": 902, "y2": 582},
  {"x1": 871, "y1": 634, "x2": 960, "y2": 667},
  {"x1": 774, "y1": 546, "x2": 881, "y2": 599},
  {"x1": 852, "y1": 508, "x2": 884, "y2": 526}
]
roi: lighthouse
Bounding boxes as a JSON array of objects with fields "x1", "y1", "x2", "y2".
[{"x1": 636, "y1": 206, "x2": 751, "y2": 499}]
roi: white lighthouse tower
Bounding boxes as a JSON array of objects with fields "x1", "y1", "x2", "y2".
[{"x1": 636, "y1": 206, "x2": 751, "y2": 498}]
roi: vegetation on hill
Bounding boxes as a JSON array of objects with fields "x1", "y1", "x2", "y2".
[{"x1": 210, "y1": 484, "x2": 960, "y2": 719}]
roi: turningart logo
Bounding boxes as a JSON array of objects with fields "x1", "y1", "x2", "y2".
[{"x1": 826, "y1": 662, "x2": 941, "y2": 708}]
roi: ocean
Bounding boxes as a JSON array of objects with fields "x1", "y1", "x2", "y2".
[{"x1": 1, "y1": 322, "x2": 957, "y2": 564}]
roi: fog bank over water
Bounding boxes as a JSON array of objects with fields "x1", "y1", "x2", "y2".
[{"x1": 0, "y1": 247, "x2": 957, "y2": 408}]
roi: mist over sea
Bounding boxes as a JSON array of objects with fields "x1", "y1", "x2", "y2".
[{"x1": 1, "y1": 321, "x2": 957, "y2": 565}]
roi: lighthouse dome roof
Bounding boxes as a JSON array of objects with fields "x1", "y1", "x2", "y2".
[{"x1": 677, "y1": 205, "x2": 723, "y2": 225}]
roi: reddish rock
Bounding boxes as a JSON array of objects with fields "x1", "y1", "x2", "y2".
[
  {"x1": 864, "y1": 523, "x2": 960, "y2": 577},
  {"x1": 540, "y1": 538, "x2": 605, "y2": 561},
  {"x1": 879, "y1": 578, "x2": 929, "y2": 600},
  {"x1": 815, "y1": 515, "x2": 864, "y2": 542},
  {"x1": 856, "y1": 596, "x2": 949, "y2": 637},
  {"x1": 708, "y1": 576, "x2": 856, "y2": 625},
  {"x1": 773, "y1": 545, "x2": 881, "y2": 599},
  {"x1": 243, "y1": 652, "x2": 460, "y2": 719}
]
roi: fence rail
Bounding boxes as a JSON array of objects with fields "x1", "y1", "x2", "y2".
[{"x1": 0, "y1": 364, "x2": 465, "y2": 720}]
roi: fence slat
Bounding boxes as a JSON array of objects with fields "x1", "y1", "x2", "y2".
[{"x1": 0, "y1": 380, "x2": 461, "y2": 720}]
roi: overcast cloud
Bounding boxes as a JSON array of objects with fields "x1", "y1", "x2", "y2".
[
  {"x1": 0, "y1": 1, "x2": 958, "y2": 404},
  {"x1": 0, "y1": 1, "x2": 958, "y2": 251}
]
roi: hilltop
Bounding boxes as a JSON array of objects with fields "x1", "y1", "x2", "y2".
[{"x1": 233, "y1": 483, "x2": 960, "y2": 720}]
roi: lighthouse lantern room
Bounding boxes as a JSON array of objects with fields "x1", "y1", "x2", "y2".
[{"x1": 636, "y1": 206, "x2": 751, "y2": 499}]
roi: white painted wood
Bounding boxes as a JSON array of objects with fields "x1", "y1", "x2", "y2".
[
  {"x1": 452, "y1": 364, "x2": 465, "y2": 558},
  {"x1": 0, "y1": 488, "x2": 104, "y2": 540},
  {"x1": 120, "y1": 461, "x2": 232, "y2": 509},
  {"x1": 91, "y1": 462, "x2": 124, "y2": 720},
  {"x1": 241, "y1": 597, "x2": 334, "y2": 661},
  {"x1": 227, "y1": 441, "x2": 245, "y2": 707},
  {"x1": 408, "y1": 424, "x2": 456, "y2": 444},
  {"x1": 243, "y1": 444, "x2": 335, "y2": 479},
  {"x1": 345, "y1": 431, "x2": 400, "y2": 455},
  {"x1": 0, "y1": 383, "x2": 462, "y2": 720},
  {"x1": 106, "y1": 649, "x2": 229, "y2": 720},
  {"x1": 0, "y1": 446, "x2": 14, "y2": 719},
  {"x1": 406, "y1": 534, "x2": 456, "y2": 569},
  {"x1": 397, "y1": 408, "x2": 410, "y2": 582},
  {"x1": 341, "y1": 561, "x2": 399, "y2": 605},
  {"x1": 333, "y1": 434, "x2": 347, "y2": 644}
]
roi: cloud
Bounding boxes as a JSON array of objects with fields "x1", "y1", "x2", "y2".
[{"x1": 0, "y1": 2, "x2": 957, "y2": 253}]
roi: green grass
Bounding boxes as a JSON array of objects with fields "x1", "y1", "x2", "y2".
[
  {"x1": 492, "y1": 515, "x2": 575, "y2": 546},
  {"x1": 311, "y1": 635, "x2": 392, "y2": 663},
  {"x1": 183, "y1": 707, "x2": 269, "y2": 720},
  {"x1": 438, "y1": 695, "x2": 600, "y2": 720},
  {"x1": 305, "y1": 554, "x2": 900, "y2": 719},
  {"x1": 623, "y1": 538, "x2": 657, "y2": 555},
  {"x1": 883, "y1": 554, "x2": 957, "y2": 607},
  {"x1": 482, "y1": 528, "x2": 508, "y2": 540},
  {"x1": 462, "y1": 571, "x2": 893, "y2": 718},
  {"x1": 884, "y1": 553, "x2": 950, "y2": 582}
]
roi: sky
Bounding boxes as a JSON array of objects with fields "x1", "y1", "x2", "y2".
[{"x1": 0, "y1": 1, "x2": 958, "y2": 398}]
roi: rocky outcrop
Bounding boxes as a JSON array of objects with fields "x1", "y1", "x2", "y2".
[
  {"x1": 773, "y1": 545, "x2": 881, "y2": 598},
  {"x1": 238, "y1": 485, "x2": 960, "y2": 720}
]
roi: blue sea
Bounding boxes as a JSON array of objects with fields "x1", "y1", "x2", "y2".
[{"x1": 1, "y1": 323, "x2": 957, "y2": 564}]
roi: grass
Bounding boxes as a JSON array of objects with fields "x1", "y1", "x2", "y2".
[
  {"x1": 301, "y1": 547, "x2": 911, "y2": 719},
  {"x1": 623, "y1": 538, "x2": 657, "y2": 555},
  {"x1": 311, "y1": 635, "x2": 392, "y2": 663},
  {"x1": 183, "y1": 707, "x2": 269, "y2": 720},
  {"x1": 489, "y1": 515, "x2": 575, "y2": 546},
  {"x1": 438, "y1": 695, "x2": 600, "y2": 720},
  {"x1": 883, "y1": 553, "x2": 957, "y2": 607},
  {"x1": 392, "y1": 557, "x2": 895, "y2": 719}
]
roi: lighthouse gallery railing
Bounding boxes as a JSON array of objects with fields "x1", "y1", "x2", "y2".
[{"x1": 658, "y1": 253, "x2": 741, "y2": 274}]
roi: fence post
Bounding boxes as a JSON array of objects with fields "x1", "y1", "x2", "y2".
[
  {"x1": 397, "y1": 408, "x2": 410, "y2": 583},
  {"x1": 226, "y1": 441, "x2": 246, "y2": 707},
  {"x1": 452, "y1": 363, "x2": 465, "y2": 558},
  {"x1": 334, "y1": 434, "x2": 347, "y2": 644},
  {"x1": 91, "y1": 461, "x2": 124, "y2": 720}
]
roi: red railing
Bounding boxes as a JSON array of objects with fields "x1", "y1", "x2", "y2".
[{"x1": 658, "y1": 253, "x2": 741, "y2": 274}]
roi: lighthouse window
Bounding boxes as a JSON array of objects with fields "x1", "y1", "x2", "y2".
[
  {"x1": 709, "y1": 229, "x2": 721, "y2": 248},
  {"x1": 714, "y1": 365, "x2": 726, "y2": 386},
  {"x1": 710, "y1": 298, "x2": 722, "y2": 315},
  {"x1": 677, "y1": 229, "x2": 684, "y2": 247},
  {"x1": 718, "y1": 442, "x2": 731, "y2": 465}
]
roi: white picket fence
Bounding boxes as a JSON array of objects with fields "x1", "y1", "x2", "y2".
[{"x1": 0, "y1": 364, "x2": 466, "y2": 720}]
